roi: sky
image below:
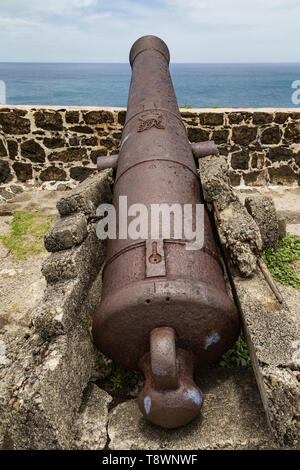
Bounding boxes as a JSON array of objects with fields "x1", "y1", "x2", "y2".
[{"x1": 0, "y1": 0, "x2": 299, "y2": 63}]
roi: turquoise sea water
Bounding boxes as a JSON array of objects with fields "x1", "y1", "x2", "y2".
[{"x1": 0, "y1": 63, "x2": 299, "y2": 108}]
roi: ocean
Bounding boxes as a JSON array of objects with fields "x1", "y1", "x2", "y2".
[{"x1": 0, "y1": 63, "x2": 299, "y2": 108}]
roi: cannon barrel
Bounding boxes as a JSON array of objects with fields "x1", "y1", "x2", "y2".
[{"x1": 92, "y1": 35, "x2": 239, "y2": 428}]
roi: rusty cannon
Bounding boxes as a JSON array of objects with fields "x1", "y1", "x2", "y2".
[{"x1": 93, "y1": 35, "x2": 240, "y2": 429}]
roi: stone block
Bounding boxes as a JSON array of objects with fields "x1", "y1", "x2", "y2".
[
  {"x1": 261, "y1": 126, "x2": 282, "y2": 145},
  {"x1": 41, "y1": 227, "x2": 105, "y2": 284},
  {"x1": 0, "y1": 324, "x2": 96, "y2": 450},
  {"x1": 21, "y1": 139, "x2": 45, "y2": 163},
  {"x1": 232, "y1": 275, "x2": 300, "y2": 447},
  {"x1": 44, "y1": 213, "x2": 88, "y2": 252},
  {"x1": 56, "y1": 169, "x2": 113, "y2": 217},
  {"x1": 199, "y1": 112, "x2": 224, "y2": 126},
  {"x1": 73, "y1": 384, "x2": 112, "y2": 450},
  {"x1": 198, "y1": 156, "x2": 262, "y2": 277},
  {"x1": 232, "y1": 126, "x2": 257, "y2": 145},
  {"x1": 108, "y1": 368, "x2": 277, "y2": 450},
  {"x1": 40, "y1": 166, "x2": 67, "y2": 182},
  {"x1": 245, "y1": 195, "x2": 279, "y2": 250},
  {"x1": 0, "y1": 112, "x2": 30, "y2": 134},
  {"x1": 0, "y1": 160, "x2": 11, "y2": 183},
  {"x1": 83, "y1": 110, "x2": 114, "y2": 125},
  {"x1": 12, "y1": 162, "x2": 32, "y2": 181},
  {"x1": 34, "y1": 111, "x2": 63, "y2": 131},
  {"x1": 70, "y1": 166, "x2": 95, "y2": 182},
  {"x1": 49, "y1": 148, "x2": 87, "y2": 162}
]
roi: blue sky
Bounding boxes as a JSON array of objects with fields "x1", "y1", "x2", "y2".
[{"x1": 0, "y1": 0, "x2": 299, "y2": 62}]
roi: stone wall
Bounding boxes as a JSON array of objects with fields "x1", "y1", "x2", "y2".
[{"x1": 0, "y1": 105, "x2": 300, "y2": 187}]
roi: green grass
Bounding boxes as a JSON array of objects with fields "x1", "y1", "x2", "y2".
[
  {"x1": 262, "y1": 233, "x2": 300, "y2": 290},
  {"x1": 219, "y1": 331, "x2": 251, "y2": 368},
  {"x1": 0, "y1": 211, "x2": 55, "y2": 259},
  {"x1": 96, "y1": 355, "x2": 134, "y2": 392}
]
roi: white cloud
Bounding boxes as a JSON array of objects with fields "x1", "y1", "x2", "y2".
[{"x1": 0, "y1": 0, "x2": 299, "y2": 62}]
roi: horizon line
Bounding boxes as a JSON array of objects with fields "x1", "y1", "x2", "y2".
[{"x1": 0, "y1": 61, "x2": 300, "y2": 65}]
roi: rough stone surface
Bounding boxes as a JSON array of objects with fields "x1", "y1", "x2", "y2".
[
  {"x1": 1, "y1": 106, "x2": 300, "y2": 187},
  {"x1": 21, "y1": 140, "x2": 45, "y2": 163},
  {"x1": 44, "y1": 213, "x2": 88, "y2": 252},
  {"x1": 73, "y1": 384, "x2": 112, "y2": 450},
  {"x1": 41, "y1": 227, "x2": 105, "y2": 284},
  {"x1": 233, "y1": 273, "x2": 300, "y2": 448},
  {"x1": 0, "y1": 324, "x2": 96, "y2": 450},
  {"x1": 245, "y1": 195, "x2": 279, "y2": 250},
  {"x1": 198, "y1": 156, "x2": 262, "y2": 277},
  {"x1": 56, "y1": 169, "x2": 113, "y2": 217},
  {"x1": 108, "y1": 368, "x2": 277, "y2": 450},
  {"x1": 0, "y1": 160, "x2": 11, "y2": 183},
  {"x1": 12, "y1": 161, "x2": 32, "y2": 181}
]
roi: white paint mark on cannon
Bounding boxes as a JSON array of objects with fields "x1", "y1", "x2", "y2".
[{"x1": 204, "y1": 332, "x2": 220, "y2": 350}]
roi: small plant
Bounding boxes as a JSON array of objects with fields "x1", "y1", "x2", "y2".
[
  {"x1": 219, "y1": 331, "x2": 251, "y2": 367},
  {"x1": 262, "y1": 233, "x2": 300, "y2": 289},
  {"x1": 0, "y1": 211, "x2": 54, "y2": 259}
]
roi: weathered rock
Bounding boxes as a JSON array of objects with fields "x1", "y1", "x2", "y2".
[
  {"x1": 199, "y1": 112, "x2": 224, "y2": 126},
  {"x1": 274, "y1": 112, "x2": 289, "y2": 124},
  {"x1": 69, "y1": 125, "x2": 94, "y2": 134},
  {"x1": 245, "y1": 195, "x2": 279, "y2": 250},
  {"x1": 34, "y1": 111, "x2": 63, "y2": 131},
  {"x1": 251, "y1": 152, "x2": 264, "y2": 169},
  {"x1": 0, "y1": 112, "x2": 30, "y2": 134},
  {"x1": 0, "y1": 139, "x2": 7, "y2": 156},
  {"x1": 261, "y1": 126, "x2": 281, "y2": 145},
  {"x1": 232, "y1": 126, "x2": 257, "y2": 145},
  {"x1": 49, "y1": 148, "x2": 87, "y2": 162},
  {"x1": 232, "y1": 274, "x2": 300, "y2": 448},
  {"x1": 12, "y1": 162, "x2": 32, "y2": 181},
  {"x1": 90, "y1": 148, "x2": 107, "y2": 164},
  {"x1": 83, "y1": 110, "x2": 114, "y2": 125},
  {"x1": 118, "y1": 110, "x2": 126, "y2": 125},
  {"x1": 44, "y1": 213, "x2": 88, "y2": 252},
  {"x1": 253, "y1": 112, "x2": 273, "y2": 125},
  {"x1": 56, "y1": 169, "x2": 113, "y2": 217},
  {"x1": 198, "y1": 156, "x2": 262, "y2": 277},
  {"x1": 81, "y1": 136, "x2": 98, "y2": 147},
  {"x1": 268, "y1": 146, "x2": 293, "y2": 162},
  {"x1": 73, "y1": 384, "x2": 112, "y2": 450},
  {"x1": 108, "y1": 368, "x2": 277, "y2": 450},
  {"x1": 269, "y1": 166, "x2": 298, "y2": 185},
  {"x1": 198, "y1": 156, "x2": 236, "y2": 210},
  {"x1": 0, "y1": 323, "x2": 96, "y2": 450},
  {"x1": 7, "y1": 140, "x2": 18, "y2": 159},
  {"x1": 0, "y1": 160, "x2": 11, "y2": 183},
  {"x1": 42, "y1": 227, "x2": 105, "y2": 284},
  {"x1": 285, "y1": 122, "x2": 300, "y2": 144},
  {"x1": 43, "y1": 137, "x2": 65, "y2": 149},
  {"x1": 212, "y1": 129, "x2": 229, "y2": 144},
  {"x1": 231, "y1": 150, "x2": 249, "y2": 170},
  {"x1": 21, "y1": 139, "x2": 45, "y2": 163},
  {"x1": 244, "y1": 170, "x2": 269, "y2": 186},
  {"x1": 40, "y1": 166, "x2": 67, "y2": 182},
  {"x1": 187, "y1": 127, "x2": 210, "y2": 142},
  {"x1": 70, "y1": 166, "x2": 95, "y2": 182},
  {"x1": 228, "y1": 113, "x2": 243, "y2": 124},
  {"x1": 65, "y1": 111, "x2": 80, "y2": 124},
  {"x1": 277, "y1": 215, "x2": 286, "y2": 239}
]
